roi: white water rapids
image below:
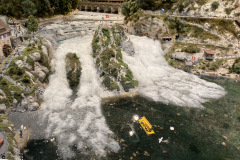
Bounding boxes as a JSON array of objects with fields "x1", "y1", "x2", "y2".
[
  {"x1": 122, "y1": 35, "x2": 226, "y2": 108},
  {"x1": 41, "y1": 34, "x2": 225, "y2": 158},
  {"x1": 41, "y1": 35, "x2": 119, "y2": 158}
]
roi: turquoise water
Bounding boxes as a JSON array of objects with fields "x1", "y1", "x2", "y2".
[{"x1": 24, "y1": 76, "x2": 240, "y2": 160}]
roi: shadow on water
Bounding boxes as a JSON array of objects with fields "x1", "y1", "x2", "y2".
[{"x1": 24, "y1": 76, "x2": 240, "y2": 160}]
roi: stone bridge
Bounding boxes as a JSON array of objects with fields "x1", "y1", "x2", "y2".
[{"x1": 79, "y1": 1, "x2": 123, "y2": 14}]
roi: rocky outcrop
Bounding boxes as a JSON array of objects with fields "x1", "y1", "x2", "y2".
[
  {"x1": 126, "y1": 16, "x2": 167, "y2": 39},
  {"x1": 42, "y1": 45, "x2": 48, "y2": 57},
  {"x1": 65, "y1": 53, "x2": 81, "y2": 88},
  {"x1": 30, "y1": 62, "x2": 50, "y2": 83},
  {"x1": 15, "y1": 96, "x2": 39, "y2": 112},
  {"x1": 0, "y1": 104, "x2": 6, "y2": 113},
  {"x1": 15, "y1": 60, "x2": 33, "y2": 70},
  {"x1": 30, "y1": 52, "x2": 41, "y2": 61}
]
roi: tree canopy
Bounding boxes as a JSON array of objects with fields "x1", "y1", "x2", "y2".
[
  {"x1": 0, "y1": 0, "x2": 79, "y2": 18},
  {"x1": 22, "y1": 0, "x2": 37, "y2": 16},
  {"x1": 27, "y1": 15, "x2": 38, "y2": 33}
]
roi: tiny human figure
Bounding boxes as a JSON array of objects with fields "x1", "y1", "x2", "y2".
[{"x1": 20, "y1": 130, "x2": 23, "y2": 138}]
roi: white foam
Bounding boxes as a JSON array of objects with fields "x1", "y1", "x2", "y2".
[
  {"x1": 41, "y1": 35, "x2": 119, "y2": 159},
  {"x1": 122, "y1": 35, "x2": 225, "y2": 108}
]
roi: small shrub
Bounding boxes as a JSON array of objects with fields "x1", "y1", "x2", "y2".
[
  {"x1": 225, "y1": 8, "x2": 234, "y2": 15},
  {"x1": 234, "y1": 12, "x2": 240, "y2": 17},
  {"x1": 182, "y1": 46, "x2": 200, "y2": 53},
  {"x1": 21, "y1": 73, "x2": 31, "y2": 84},
  {"x1": 200, "y1": 64, "x2": 206, "y2": 70},
  {"x1": 231, "y1": 58, "x2": 240, "y2": 73},
  {"x1": 211, "y1": 2, "x2": 219, "y2": 11}
]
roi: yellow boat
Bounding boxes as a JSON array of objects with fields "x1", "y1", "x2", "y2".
[{"x1": 138, "y1": 116, "x2": 155, "y2": 135}]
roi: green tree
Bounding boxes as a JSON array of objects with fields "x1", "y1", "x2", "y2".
[
  {"x1": 231, "y1": 58, "x2": 240, "y2": 73},
  {"x1": 122, "y1": 0, "x2": 139, "y2": 19},
  {"x1": 211, "y1": 1, "x2": 219, "y2": 11},
  {"x1": 27, "y1": 15, "x2": 38, "y2": 33},
  {"x1": 21, "y1": 0, "x2": 37, "y2": 16}
]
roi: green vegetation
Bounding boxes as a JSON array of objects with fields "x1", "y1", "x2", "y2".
[
  {"x1": 26, "y1": 15, "x2": 38, "y2": 33},
  {"x1": 182, "y1": 45, "x2": 201, "y2": 53},
  {"x1": 0, "y1": 114, "x2": 15, "y2": 159},
  {"x1": 65, "y1": 53, "x2": 81, "y2": 88},
  {"x1": 165, "y1": 17, "x2": 220, "y2": 41},
  {"x1": 0, "y1": 78, "x2": 24, "y2": 107},
  {"x1": 211, "y1": 1, "x2": 219, "y2": 11},
  {"x1": 92, "y1": 25, "x2": 138, "y2": 92},
  {"x1": 122, "y1": 0, "x2": 209, "y2": 21},
  {"x1": 231, "y1": 58, "x2": 240, "y2": 73},
  {"x1": 101, "y1": 28, "x2": 111, "y2": 47},
  {"x1": 21, "y1": 42, "x2": 50, "y2": 71},
  {"x1": 0, "y1": 0, "x2": 79, "y2": 18},
  {"x1": 183, "y1": 17, "x2": 239, "y2": 38},
  {"x1": 225, "y1": 8, "x2": 234, "y2": 15},
  {"x1": 92, "y1": 34, "x2": 101, "y2": 58},
  {"x1": 208, "y1": 59, "x2": 224, "y2": 71},
  {"x1": 103, "y1": 75, "x2": 120, "y2": 91},
  {"x1": 234, "y1": 12, "x2": 240, "y2": 17},
  {"x1": 21, "y1": 0, "x2": 37, "y2": 16}
]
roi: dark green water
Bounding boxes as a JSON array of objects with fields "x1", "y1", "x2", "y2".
[{"x1": 24, "y1": 76, "x2": 240, "y2": 160}]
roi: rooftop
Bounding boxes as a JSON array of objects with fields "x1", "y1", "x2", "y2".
[
  {"x1": 161, "y1": 35, "x2": 172, "y2": 39},
  {"x1": 0, "y1": 19, "x2": 11, "y2": 35},
  {"x1": 204, "y1": 49, "x2": 215, "y2": 55}
]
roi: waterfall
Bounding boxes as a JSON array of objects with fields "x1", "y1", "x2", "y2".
[
  {"x1": 122, "y1": 35, "x2": 225, "y2": 108},
  {"x1": 41, "y1": 35, "x2": 119, "y2": 159}
]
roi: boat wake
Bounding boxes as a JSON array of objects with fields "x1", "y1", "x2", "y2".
[
  {"x1": 122, "y1": 35, "x2": 225, "y2": 108},
  {"x1": 41, "y1": 35, "x2": 119, "y2": 159}
]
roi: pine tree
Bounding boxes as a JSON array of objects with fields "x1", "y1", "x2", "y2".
[{"x1": 27, "y1": 15, "x2": 38, "y2": 33}]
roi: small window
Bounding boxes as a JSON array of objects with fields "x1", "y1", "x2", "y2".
[
  {"x1": 5, "y1": 34, "x2": 7, "y2": 38},
  {"x1": 1, "y1": 35, "x2": 3, "y2": 39}
]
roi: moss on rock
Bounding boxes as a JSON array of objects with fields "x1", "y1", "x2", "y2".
[{"x1": 65, "y1": 53, "x2": 81, "y2": 89}]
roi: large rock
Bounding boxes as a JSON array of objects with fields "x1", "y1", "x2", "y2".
[
  {"x1": 0, "y1": 104, "x2": 6, "y2": 113},
  {"x1": 127, "y1": 17, "x2": 166, "y2": 39},
  {"x1": 0, "y1": 89, "x2": 6, "y2": 99},
  {"x1": 15, "y1": 60, "x2": 24, "y2": 68},
  {"x1": 28, "y1": 102, "x2": 39, "y2": 111},
  {"x1": 13, "y1": 98, "x2": 18, "y2": 108},
  {"x1": 15, "y1": 60, "x2": 33, "y2": 70},
  {"x1": 32, "y1": 62, "x2": 49, "y2": 82},
  {"x1": 15, "y1": 96, "x2": 39, "y2": 112},
  {"x1": 30, "y1": 52, "x2": 41, "y2": 61},
  {"x1": 57, "y1": 29, "x2": 64, "y2": 36},
  {"x1": 42, "y1": 45, "x2": 48, "y2": 57},
  {"x1": 32, "y1": 70, "x2": 46, "y2": 82},
  {"x1": 65, "y1": 53, "x2": 81, "y2": 88}
]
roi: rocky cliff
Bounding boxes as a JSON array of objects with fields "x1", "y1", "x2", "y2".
[
  {"x1": 92, "y1": 24, "x2": 138, "y2": 92},
  {"x1": 65, "y1": 52, "x2": 81, "y2": 89}
]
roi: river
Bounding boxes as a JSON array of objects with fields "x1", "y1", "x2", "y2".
[{"x1": 21, "y1": 12, "x2": 240, "y2": 160}]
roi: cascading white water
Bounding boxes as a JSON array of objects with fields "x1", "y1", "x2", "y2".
[
  {"x1": 122, "y1": 35, "x2": 226, "y2": 108},
  {"x1": 41, "y1": 35, "x2": 119, "y2": 159}
]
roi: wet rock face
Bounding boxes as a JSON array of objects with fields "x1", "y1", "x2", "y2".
[
  {"x1": 122, "y1": 41, "x2": 135, "y2": 56},
  {"x1": 65, "y1": 53, "x2": 81, "y2": 88}
]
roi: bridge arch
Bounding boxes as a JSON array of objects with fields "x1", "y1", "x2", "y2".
[{"x1": 79, "y1": 1, "x2": 123, "y2": 14}]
